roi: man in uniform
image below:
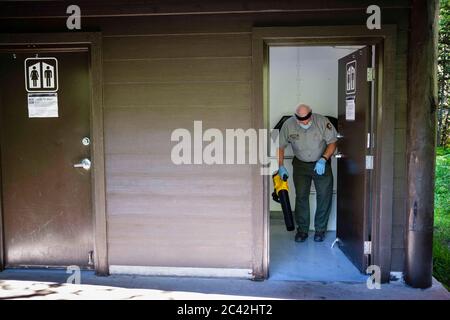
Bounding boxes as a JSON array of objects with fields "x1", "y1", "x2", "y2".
[{"x1": 277, "y1": 104, "x2": 337, "y2": 242}]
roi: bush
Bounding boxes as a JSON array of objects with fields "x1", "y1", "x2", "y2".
[{"x1": 434, "y1": 147, "x2": 450, "y2": 289}]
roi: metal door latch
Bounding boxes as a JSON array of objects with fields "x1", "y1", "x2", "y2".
[
  {"x1": 74, "y1": 158, "x2": 91, "y2": 170},
  {"x1": 364, "y1": 241, "x2": 372, "y2": 255},
  {"x1": 365, "y1": 155, "x2": 374, "y2": 170},
  {"x1": 82, "y1": 137, "x2": 91, "y2": 146}
]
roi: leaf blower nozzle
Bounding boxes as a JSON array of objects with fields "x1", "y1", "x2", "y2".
[{"x1": 272, "y1": 172, "x2": 295, "y2": 231}]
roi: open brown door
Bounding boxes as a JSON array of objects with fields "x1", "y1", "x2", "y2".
[
  {"x1": 336, "y1": 46, "x2": 373, "y2": 273},
  {"x1": 0, "y1": 50, "x2": 93, "y2": 268}
]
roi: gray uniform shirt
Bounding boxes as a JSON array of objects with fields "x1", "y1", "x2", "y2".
[{"x1": 279, "y1": 113, "x2": 338, "y2": 162}]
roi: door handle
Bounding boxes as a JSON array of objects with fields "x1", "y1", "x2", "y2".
[
  {"x1": 74, "y1": 158, "x2": 91, "y2": 170},
  {"x1": 335, "y1": 153, "x2": 344, "y2": 159},
  {"x1": 337, "y1": 133, "x2": 344, "y2": 139}
]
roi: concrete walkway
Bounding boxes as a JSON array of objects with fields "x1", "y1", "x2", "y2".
[{"x1": 0, "y1": 269, "x2": 449, "y2": 300}]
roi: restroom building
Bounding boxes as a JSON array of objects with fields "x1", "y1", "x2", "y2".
[{"x1": 0, "y1": 0, "x2": 438, "y2": 288}]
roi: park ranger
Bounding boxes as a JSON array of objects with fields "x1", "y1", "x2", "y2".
[{"x1": 278, "y1": 104, "x2": 338, "y2": 242}]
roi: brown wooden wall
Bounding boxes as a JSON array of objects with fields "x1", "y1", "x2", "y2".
[
  {"x1": 102, "y1": 27, "x2": 254, "y2": 268},
  {"x1": 0, "y1": 1, "x2": 410, "y2": 272}
]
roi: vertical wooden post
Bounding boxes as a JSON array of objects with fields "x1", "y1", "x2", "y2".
[{"x1": 405, "y1": 0, "x2": 439, "y2": 288}]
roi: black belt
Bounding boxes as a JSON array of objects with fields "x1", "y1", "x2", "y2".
[{"x1": 294, "y1": 157, "x2": 330, "y2": 164}]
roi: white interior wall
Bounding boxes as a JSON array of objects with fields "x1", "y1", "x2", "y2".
[{"x1": 269, "y1": 46, "x2": 361, "y2": 231}]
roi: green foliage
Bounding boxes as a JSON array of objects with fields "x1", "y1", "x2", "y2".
[
  {"x1": 435, "y1": 148, "x2": 450, "y2": 208},
  {"x1": 436, "y1": 147, "x2": 450, "y2": 156},
  {"x1": 438, "y1": 0, "x2": 450, "y2": 146},
  {"x1": 434, "y1": 1, "x2": 450, "y2": 289},
  {"x1": 434, "y1": 147, "x2": 450, "y2": 289}
]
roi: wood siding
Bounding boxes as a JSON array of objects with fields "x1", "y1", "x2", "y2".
[
  {"x1": 0, "y1": 1, "x2": 410, "y2": 272},
  {"x1": 103, "y1": 30, "x2": 253, "y2": 268}
]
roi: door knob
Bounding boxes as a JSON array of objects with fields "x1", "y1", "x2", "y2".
[
  {"x1": 335, "y1": 153, "x2": 345, "y2": 159},
  {"x1": 74, "y1": 158, "x2": 91, "y2": 170}
]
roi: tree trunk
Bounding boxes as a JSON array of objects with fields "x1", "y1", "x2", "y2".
[{"x1": 405, "y1": 0, "x2": 439, "y2": 289}]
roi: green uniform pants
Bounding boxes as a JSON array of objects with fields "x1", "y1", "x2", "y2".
[{"x1": 292, "y1": 156, "x2": 333, "y2": 233}]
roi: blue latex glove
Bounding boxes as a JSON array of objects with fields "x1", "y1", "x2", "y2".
[
  {"x1": 278, "y1": 166, "x2": 289, "y2": 180},
  {"x1": 314, "y1": 158, "x2": 326, "y2": 175}
]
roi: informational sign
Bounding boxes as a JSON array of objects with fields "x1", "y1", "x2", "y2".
[
  {"x1": 24, "y1": 57, "x2": 58, "y2": 93},
  {"x1": 346, "y1": 60, "x2": 356, "y2": 95},
  {"x1": 25, "y1": 57, "x2": 59, "y2": 118},
  {"x1": 345, "y1": 97, "x2": 356, "y2": 121},
  {"x1": 27, "y1": 93, "x2": 59, "y2": 118}
]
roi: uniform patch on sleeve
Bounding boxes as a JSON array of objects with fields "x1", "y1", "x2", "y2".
[{"x1": 326, "y1": 122, "x2": 332, "y2": 130}]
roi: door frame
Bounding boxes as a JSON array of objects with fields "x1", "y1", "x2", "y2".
[
  {"x1": 0, "y1": 32, "x2": 108, "y2": 275},
  {"x1": 251, "y1": 25, "x2": 397, "y2": 283}
]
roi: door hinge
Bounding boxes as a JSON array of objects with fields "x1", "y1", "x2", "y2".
[
  {"x1": 365, "y1": 155, "x2": 374, "y2": 170},
  {"x1": 364, "y1": 241, "x2": 372, "y2": 255},
  {"x1": 88, "y1": 250, "x2": 94, "y2": 266},
  {"x1": 367, "y1": 67, "x2": 375, "y2": 81}
]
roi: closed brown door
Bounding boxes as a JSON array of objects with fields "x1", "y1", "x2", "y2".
[
  {"x1": 0, "y1": 50, "x2": 93, "y2": 268},
  {"x1": 336, "y1": 46, "x2": 373, "y2": 273}
]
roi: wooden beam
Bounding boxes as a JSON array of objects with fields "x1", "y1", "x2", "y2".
[
  {"x1": 0, "y1": 96, "x2": 3, "y2": 271},
  {"x1": 89, "y1": 33, "x2": 110, "y2": 276},
  {"x1": 405, "y1": 0, "x2": 439, "y2": 289},
  {"x1": 0, "y1": 0, "x2": 411, "y2": 19}
]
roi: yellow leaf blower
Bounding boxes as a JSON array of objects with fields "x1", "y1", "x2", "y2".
[{"x1": 272, "y1": 173, "x2": 295, "y2": 231}]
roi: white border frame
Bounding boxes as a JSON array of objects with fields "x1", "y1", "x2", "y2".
[{"x1": 24, "y1": 57, "x2": 59, "y2": 93}]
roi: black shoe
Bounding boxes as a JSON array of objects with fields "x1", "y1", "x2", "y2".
[
  {"x1": 295, "y1": 231, "x2": 309, "y2": 242},
  {"x1": 314, "y1": 231, "x2": 326, "y2": 242}
]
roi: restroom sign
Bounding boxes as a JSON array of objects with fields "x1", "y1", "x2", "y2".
[
  {"x1": 346, "y1": 60, "x2": 356, "y2": 95},
  {"x1": 24, "y1": 57, "x2": 58, "y2": 92}
]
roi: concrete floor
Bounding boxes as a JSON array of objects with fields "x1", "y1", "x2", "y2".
[
  {"x1": 270, "y1": 219, "x2": 368, "y2": 282},
  {"x1": 0, "y1": 269, "x2": 449, "y2": 300},
  {"x1": 0, "y1": 219, "x2": 448, "y2": 300}
]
